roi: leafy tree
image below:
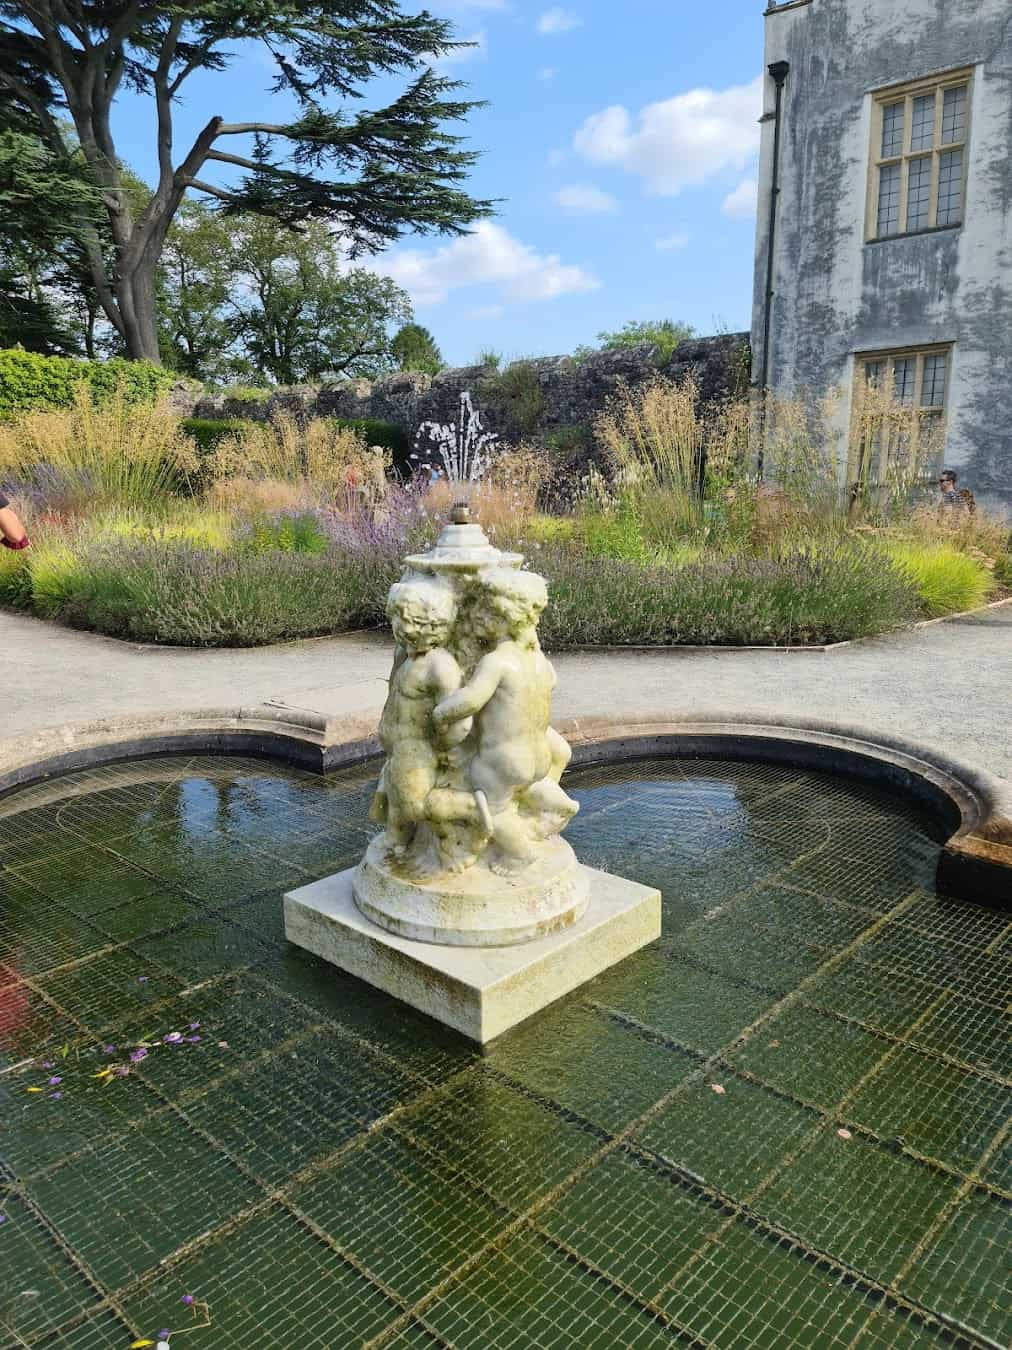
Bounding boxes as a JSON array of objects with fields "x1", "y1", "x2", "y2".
[
  {"x1": 0, "y1": 128, "x2": 152, "y2": 356},
  {"x1": 0, "y1": 129, "x2": 102, "y2": 352},
  {"x1": 159, "y1": 202, "x2": 235, "y2": 379},
  {"x1": 391, "y1": 322, "x2": 442, "y2": 375},
  {"x1": 586, "y1": 319, "x2": 696, "y2": 364},
  {"x1": 0, "y1": 2, "x2": 493, "y2": 364},
  {"x1": 228, "y1": 217, "x2": 411, "y2": 383},
  {"x1": 160, "y1": 208, "x2": 412, "y2": 383}
]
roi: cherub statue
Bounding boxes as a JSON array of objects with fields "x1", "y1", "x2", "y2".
[
  {"x1": 432, "y1": 566, "x2": 578, "y2": 870},
  {"x1": 371, "y1": 575, "x2": 470, "y2": 860}
]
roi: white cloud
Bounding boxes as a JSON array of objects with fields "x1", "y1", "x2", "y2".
[
  {"x1": 573, "y1": 74, "x2": 762, "y2": 196},
  {"x1": 537, "y1": 7, "x2": 582, "y2": 35},
  {"x1": 538, "y1": 66, "x2": 557, "y2": 80},
  {"x1": 555, "y1": 183, "x2": 620, "y2": 214},
  {"x1": 722, "y1": 176, "x2": 758, "y2": 218},
  {"x1": 372, "y1": 221, "x2": 599, "y2": 306},
  {"x1": 425, "y1": 30, "x2": 487, "y2": 67},
  {"x1": 655, "y1": 231, "x2": 690, "y2": 251}
]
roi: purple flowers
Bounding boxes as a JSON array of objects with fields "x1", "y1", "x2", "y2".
[
  {"x1": 129, "y1": 1047, "x2": 148, "y2": 1063},
  {"x1": 102, "y1": 1044, "x2": 116, "y2": 1055},
  {"x1": 163, "y1": 1032, "x2": 183, "y2": 1044},
  {"x1": 48, "y1": 1075, "x2": 62, "y2": 1086},
  {"x1": 180, "y1": 1294, "x2": 194, "y2": 1307}
]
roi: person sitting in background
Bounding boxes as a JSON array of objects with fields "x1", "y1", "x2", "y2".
[
  {"x1": 938, "y1": 469, "x2": 975, "y2": 517},
  {"x1": 0, "y1": 492, "x2": 30, "y2": 550}
]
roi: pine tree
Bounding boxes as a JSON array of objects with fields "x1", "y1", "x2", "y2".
[
  {"x1": 391, "y1": 322, "x2": 443, "y2": 375},
  {"x1": 0, "y1": 2, "x2": 492, "y2": 363}
]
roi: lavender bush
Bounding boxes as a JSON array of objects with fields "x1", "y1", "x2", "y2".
[
  {"x1": 537, "y1": 546, "x2": 920, "y2": 647},
  {"x1": 55, "y1": 539, "x2": 398, "y2": 646}
]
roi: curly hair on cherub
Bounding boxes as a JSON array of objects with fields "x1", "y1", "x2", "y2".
[
  {"x1": 387, "y1": 575, "x2": 457, "y2": 648},
  {"x1": 479, "y1": 566, "x2": 548, "y2": 636}
]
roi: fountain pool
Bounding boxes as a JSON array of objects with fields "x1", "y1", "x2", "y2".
[{"x1": 0, "y1": 752, "x2": 1008, "y2": 1348}]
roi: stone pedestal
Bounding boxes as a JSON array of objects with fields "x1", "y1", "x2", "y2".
[
  {"x1": 353, "y1": 834, "x2": 589, "y2": 947},
  {"x1": 284, "y1": 867, "x2": 661, "y2": 1044}
]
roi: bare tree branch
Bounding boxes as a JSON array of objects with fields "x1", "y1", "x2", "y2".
[{"x1": 185, "y1": 177, "x2": 242, "y2": 203}]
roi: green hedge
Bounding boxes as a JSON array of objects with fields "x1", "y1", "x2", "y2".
[
  {"x1": 182, "y1": 413, "x2": 409, "y2": 471},
  {"x1": 337, "y1": 418, "x2": 410, "y2": 475},
  {"x1": 0, "y1": 349, "x2": 175, "y2": 414},
  {"x1": 180, "y1": 417, "x2": 256, "y2": 451}
]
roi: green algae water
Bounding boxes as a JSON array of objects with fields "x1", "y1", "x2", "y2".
[{"x1": 1, "y1": 754, "x2": 1008, "y2": 1349}]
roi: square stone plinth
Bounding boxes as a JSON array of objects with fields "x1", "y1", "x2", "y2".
[{"x1": 283, "y1": 866, "x2": 661, "y2": 1043}]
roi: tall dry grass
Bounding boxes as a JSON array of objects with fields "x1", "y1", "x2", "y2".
[
  {"x1": 206, "y1": 413, "x2": 385, "y2": 510},
  {"x1": 422, "y1": 443, "x2": 556, "y2": 541},
  {"x1": 0, "y1": 385, "x2": 198, "y2": 511},
  {"x1": 847, "y1": 378, "x2": 946, "y2": 517}
]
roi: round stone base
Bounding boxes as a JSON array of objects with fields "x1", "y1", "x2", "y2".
[{"x1": 352, "y1": 834, "x2": 590, "y2": 947}]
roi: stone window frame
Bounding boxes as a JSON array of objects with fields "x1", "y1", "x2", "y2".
[
  {"x1": 866, "y1": 69, "x2": 972, "y2": 243},
  {"x1": 849, "y1": 343, "x2": 953, "y2": 491}
]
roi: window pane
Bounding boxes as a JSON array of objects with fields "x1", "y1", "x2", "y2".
[
  {"x1": 877, "y1": 162, "x2": 901, "y2": 235},
  {"x1": 864, "y1": 360, "x2": 885, "y2": 389},
  {"x1": 921, "y1": 354, "x2": 947, "y2": 407},
  {"x1": 941, "y1": 85, "x2": 968, "y2": 144},
  {"x1": 910, "y1": 94, "x2": 935, "y2": 151},
  {"x1": 893, "y1": 358, "x2": 915, "y2": 405},
  {"x1": 906, "y1": 155, "x2": 932, "y2": 230},
  {"x1": 936, "y1": 148, "x2": 964, "y2": 225},
  {"x1": 881, "y1": 101, "x2": 904, "y2": 157}
]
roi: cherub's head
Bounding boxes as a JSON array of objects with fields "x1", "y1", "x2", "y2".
[
  {"x1": 387, "y1": 576, "x2": 456, "y2": 652},
  {"x1": 477, "y1": 567, "x2": 548, "y2": 642}
]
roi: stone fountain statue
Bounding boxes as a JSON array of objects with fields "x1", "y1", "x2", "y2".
[
  {"x1": 357, "y1": 509, "x2": 587, "y2": 947},
  {"x1": 284, "y1": 403, "x2": 660, "y2": 1042}
]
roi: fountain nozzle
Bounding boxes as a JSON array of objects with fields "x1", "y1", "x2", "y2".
[{"x1": 451, "y1": 502, "x2": 472, "y2": 525}]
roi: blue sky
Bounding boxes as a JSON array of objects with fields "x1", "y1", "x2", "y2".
[{"x1": 111, "y1": 2, "x2": 765, "y2": 366}]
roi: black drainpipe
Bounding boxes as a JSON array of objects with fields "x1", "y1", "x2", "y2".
[{"x1": 757, "y1": 59, "x2": 790, "y2": 479}]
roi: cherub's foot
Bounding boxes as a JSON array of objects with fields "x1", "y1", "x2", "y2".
[{"x1": 489, "y1": 852, "x2": 536, "y2": 876}]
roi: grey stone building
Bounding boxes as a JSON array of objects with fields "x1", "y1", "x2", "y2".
[{"x1": 752, "y1": 0, "x2": 1012, "y2": 516}]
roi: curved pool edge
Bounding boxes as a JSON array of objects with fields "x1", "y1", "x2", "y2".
[{"x1": 0, "y1": 705, "x2": 1008, "y2": 903}]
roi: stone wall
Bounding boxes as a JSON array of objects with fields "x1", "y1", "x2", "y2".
[{"x1": 180, "y1": 333, "x2": 750, "y2": 458}]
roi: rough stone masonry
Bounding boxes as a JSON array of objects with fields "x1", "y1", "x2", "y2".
[{"x1": 181, "y1": 333, "x2": 750, "y2": 457}]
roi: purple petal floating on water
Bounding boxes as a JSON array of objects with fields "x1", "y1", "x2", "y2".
[
  {"x1": 0, "y1": 1214, "x2": 7, "y2": 1223},
  {"x1": 180, "y1": 1294, "x2": 194, "y2": 1306},
  {"x1": 103, "y1": 1045, "x2": 116, "y2": 1055},
  {"x1": 163, "y1": 1032, "x2": 183, "y2": 1044},
  {"x1": 158, "y1": 1331, "x2": 171, "y2": 1340},
  {"x1": 41, "y1": 1060, "x2": 54, "y2": 1069},
  {"x1": 186, "y1": 1036, "x2": 201, "y2": 1043},
  {"x1": 129, "y1": 1048, "x2": 148, "y2": 1063},
  {"x1": 48, "y1": 1091, "x2": 62, "y2": 1100},
  {"x1": 189, "y1": 1022, "x2": 200, "y2": 1030},
  {"x1": 48, "y1": 1076, "x2": 61, "y2": 1085}
]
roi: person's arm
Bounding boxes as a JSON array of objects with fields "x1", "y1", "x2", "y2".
[
  {"x1": 433, "y1": 653, "x2": 503, "y2": 727},
  {"x1": 0, "y1": 502, "x2": 29, "y2": 549}
]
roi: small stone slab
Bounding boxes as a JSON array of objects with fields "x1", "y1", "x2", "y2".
[{"x1": 284, "y1": 866, "x2": 661, "y2": 1043}]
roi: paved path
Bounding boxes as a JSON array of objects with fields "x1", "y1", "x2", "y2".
[{"x1": 1, "y1": 604, "x2": 1009, "y2": 787}]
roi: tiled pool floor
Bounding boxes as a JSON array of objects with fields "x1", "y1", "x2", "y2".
[{"x1": 0, "y1": 754, "x2": 1009, "y2": 1349}]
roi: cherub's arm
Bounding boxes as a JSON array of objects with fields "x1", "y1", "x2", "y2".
[{"x1": 433, "y1": 652, "x2": 504, "y2": 727}]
